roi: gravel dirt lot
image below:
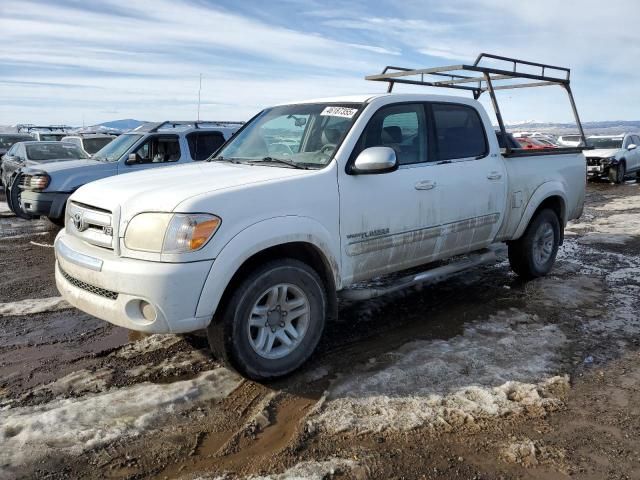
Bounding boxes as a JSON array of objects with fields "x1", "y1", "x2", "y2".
[{"x1": 1, "y1": 180, "x2": 639, "y2": 480}]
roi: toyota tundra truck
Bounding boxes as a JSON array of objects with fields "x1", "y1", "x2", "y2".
[{"x1": 55, "y1": 54, "x2": 588, "y2": 379}]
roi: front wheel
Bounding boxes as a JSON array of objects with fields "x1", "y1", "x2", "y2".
[
  {"x1": 609, "y1": 161, "x2": 626, "y2": 184},
  {"x1": 508, "y1": 209, "x2": 561, "y2": 279},
  {"x1": 7, "y1": 175, "x2": 35, "y2": 220},
  {"x1": 207, "y1": 259, "x2": 327, "y2": 380}
]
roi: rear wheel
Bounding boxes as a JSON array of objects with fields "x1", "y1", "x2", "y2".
[
  {"x1": 207, "y1": 259, "x2": 327, "y2": 380},
  {"x1": 508, "y1": 209, "x2": 561, "y2": 279},
  {"x1": 609, "y1": 161, "x2": 626, "y2": 184}
]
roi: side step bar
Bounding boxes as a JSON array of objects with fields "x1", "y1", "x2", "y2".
[{"x1": 339, "y1": 248, "x2": 499, "y2": 302}]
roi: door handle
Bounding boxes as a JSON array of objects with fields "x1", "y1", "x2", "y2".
[
  {"x1": 487, "y1": 171, "x2": 503, "y2": 180},
  {"x1": 415, "y1": 180, "x2": 437, "y2": 190}
]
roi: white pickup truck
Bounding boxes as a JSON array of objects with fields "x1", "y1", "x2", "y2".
[{"x1": 55, "y1": 54, "x2": 587, "y2": 379}]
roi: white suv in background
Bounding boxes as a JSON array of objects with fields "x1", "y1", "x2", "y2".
[
  {"x1": 61, "y1": 133, "x2": 116, "y2": 157},
  {"x1": 586, "y1": 133, "x2": 640, "y2": 183}
]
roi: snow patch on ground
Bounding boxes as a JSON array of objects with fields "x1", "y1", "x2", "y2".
[
  {"x1": 0, "y1": 369, "x2": 241, "y2": 472},
  {"x1": 592, "y1": 194, "x2": 640, "y2": 212},
  {"x1": 0, "y1": 297, "x2": 71, "y2": 317},
  {"x1": 247, "y1": 458, "x2": 357, "y2": 480},
  {"x1": 0, "y1": 203, "x2": 12, "y2": 214},
  {"x1": 124, "y1": 349, "x2": 211, "y2": 379},
  {"x1": 500, "y1": 438, "x2": 565, "y2": 468},
  {"x1": 114, "y1": 334, "x2": 182, "y2": 359},
  {"x1": 310, "y1": 309, "x2": 568, "y2": 433},
  {"x1": 34, "y1": 368, "x2": 113, "y2": 397}
]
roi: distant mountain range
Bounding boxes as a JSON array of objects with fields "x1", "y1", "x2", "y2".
[
  {"x1": 94, "y1": 119, "x2": 147, "y2": 131},
  {"x1": 506, "y1": 120, "x2": 640, "y2": 135}
]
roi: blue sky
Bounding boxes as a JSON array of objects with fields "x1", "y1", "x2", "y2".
[{"x1": 1, "y1": 0, "x2": 638, "y2": 126}]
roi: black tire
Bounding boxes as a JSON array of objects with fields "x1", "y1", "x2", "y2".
[
  {"x1": 207, "y1": 259, "x2": 327, "y2": 380},
  {"x1": 7, "y1": 175, "x2": 35, "y2": 220},
  {"x1": 609, "y1": 161, "x2": 626, "y2": 184},
  {"x1": 47, "y1": 215, "x2": 65, "y2": 227},
  {"x1": 508, "y1": 209, "x2": 561, "y2": 279}
]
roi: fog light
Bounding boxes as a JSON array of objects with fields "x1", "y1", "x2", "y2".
[{"x1": 139, "y1": 301, "x2": 157, "y2": 322}]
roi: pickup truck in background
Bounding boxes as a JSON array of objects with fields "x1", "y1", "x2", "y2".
[
  {"x1": 55, "y1": 54, "x2": 587, "y2": 379},
  {"x1": 585, "y1": 133, "x2": 640, "y2": 183},
  {"x1": 14, "y1": 121, "x2": 242, "y2": 225}
]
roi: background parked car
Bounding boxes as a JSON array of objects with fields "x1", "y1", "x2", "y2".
[
  {"x1": 557, "y1": 134, "x2": 583, "y2": 147},
  {"x1": 16, "y1": 124, "x2": 71, "y2": 141},
  {"x1": 586, "y1": 134, "x2": 640, "y2": 183},
  {"x1": 14, "y1": 120, "x2": 243, "y2": 225},
  {"x1": 1, "y1": 141, "x2": 89, "y2": 219},
  {"x1": 0, "y1": 133, "x2": 34, "y2": 167},
  {"x1": 516, "y1": 137, "x2": 556, "y2": 150},
  {"x1": 61, "y1": 133, "x2": 115, "y2": 156}
]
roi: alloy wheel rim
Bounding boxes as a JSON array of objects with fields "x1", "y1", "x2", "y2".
[
  {"x1": 532, "y1": 222, "x2": 555, "y2": 268},
  {"x1": 247, "y1": 283, "x2": 310, "y2": 360}
]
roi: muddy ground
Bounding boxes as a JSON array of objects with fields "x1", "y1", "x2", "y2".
[{"x1": 1, "y1": 180, "x2": 639, "y2": 480}]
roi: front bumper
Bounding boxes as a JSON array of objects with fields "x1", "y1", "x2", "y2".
[
  {"x1": 21, "y1": 190, "x2": 70, "y2": 219},
  {"x1": 55, "y1": 232, "x2": 214, "y2": 333}
]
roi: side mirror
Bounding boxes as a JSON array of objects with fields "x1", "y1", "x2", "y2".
[
  {"x1": 627, "y1": 144, "x2": 637, "y2": 151},
  {"x1": 127, "y1": 153, "x2": 139, "y2": 164},
  {"x1": 351, "y1": 147, "x2": 398, "y2": 175}
]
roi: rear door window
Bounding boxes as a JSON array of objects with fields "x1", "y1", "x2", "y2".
[
  {"x1": 432, "y1": 103, "x2": 488, "y2": 161},
  {"x1": 187, "y1": 132, "x2": 226, "y2": 160}
]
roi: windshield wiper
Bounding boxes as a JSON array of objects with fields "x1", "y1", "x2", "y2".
[{"x1": 250, "y1": 157, "x2": 310, "y2": 170}]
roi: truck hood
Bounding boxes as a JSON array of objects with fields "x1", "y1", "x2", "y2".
[
  {"x1": 585, "y1": 148, "x2": 620, "y2": 159},
  {"x1": 71, "y1": 161, "x2": 310, "y2": 217}
]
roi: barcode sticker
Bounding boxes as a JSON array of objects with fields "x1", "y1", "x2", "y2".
[{"x1": 320, "y1": 106, "x2": 358, "y2": 118}]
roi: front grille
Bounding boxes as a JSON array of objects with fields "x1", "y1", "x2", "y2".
[
  {"x1": 586, "y1": 157, "x2": 602, "y2": 166},
  {"x1": 59, "y1": 266, "x2": 118, "y2": 300},
  {"x1": 67, "y1": 201, "x2": 114, "y2": 249}
]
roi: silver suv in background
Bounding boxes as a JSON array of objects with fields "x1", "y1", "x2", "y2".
[
  {"x1": 15, "y1": 121, "x2": 243, "y2": 225},
  {"x1": 61, "y1": 133, "x2": 115, "y2": 156},
  {"x1": 586, "y1": 133, "x2": 640, "y2": 183},
  {"x1": 16, "y1": 124, "x2": 72, "y2": 142}
]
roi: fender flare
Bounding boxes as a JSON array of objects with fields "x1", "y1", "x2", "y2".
[
  {"x1": 512, "y1": 182, "x2": 568, "y2": 240},
  {"x1": 195, "y1": 216, "x2": 340, "y2": 322}
]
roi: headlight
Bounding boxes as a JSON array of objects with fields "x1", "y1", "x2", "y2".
[
  {"x1": 124, "y1": 213, "x2": 221, "y2": 253},
  {"x1": 20, "y1": 173, "x2": 50, "y2": 191}
]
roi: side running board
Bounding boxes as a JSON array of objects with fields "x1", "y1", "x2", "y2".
[{"x1": 339, "y1": 248, "x2": 500, "y2": 301}]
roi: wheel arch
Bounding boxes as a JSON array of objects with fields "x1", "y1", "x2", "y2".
[
  {"x1": 196, "y1": 217, "x2": 340, "y2": 326},
  {"x1": 512, "y1": 183, "x2": 568, "y2": 243}
]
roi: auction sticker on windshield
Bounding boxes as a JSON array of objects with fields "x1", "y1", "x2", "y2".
[{"x1": 320, "y1": 106, "x2": 358, "y2": 118}]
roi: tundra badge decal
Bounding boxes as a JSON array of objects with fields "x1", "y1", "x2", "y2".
[{"x1": 347, "y1": 228, "x2": 390, "y2": 241}]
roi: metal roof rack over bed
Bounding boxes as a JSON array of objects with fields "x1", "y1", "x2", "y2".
[
  {"x1": 135, "y1": 120, "x2": 245, "y2": 133},
  {"x1": 365, "y1": 53, "x2": 588, "y2": 156}
]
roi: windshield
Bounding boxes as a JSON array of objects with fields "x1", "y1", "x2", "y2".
[
  {"x1": 83, "y1": 137, "x2": 114, "y2": 154},
  {"x1": 588, "y1": 137, "x2": 623, "y2": 149},
  {"x1": 25, "y1": 143, "x2": 89, "y2": 161},
  {"x1": 0, "y1": 135, "x2": 32, "y2": 149},
  {"x1": 39, "y1": 133, "x2": 67, "y2": 141},
  {"x1": 93, "y1": 134, "x2": 143, "y2": 162},
  {"x1": 215, "y1": 103, "x2": 363, "y2": 168}
]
